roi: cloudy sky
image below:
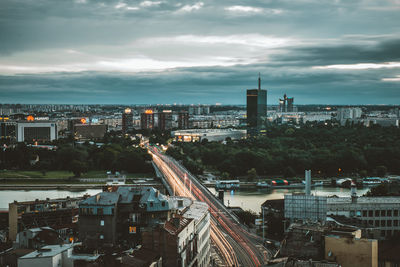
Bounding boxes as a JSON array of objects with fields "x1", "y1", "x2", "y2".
[{"x1": 0, "y1": 0, "x2": 399, "y2": 104}]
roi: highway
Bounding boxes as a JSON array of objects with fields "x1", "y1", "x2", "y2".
[{"x1": 149, "y1": 146, "x2": 269, "y2": 267}]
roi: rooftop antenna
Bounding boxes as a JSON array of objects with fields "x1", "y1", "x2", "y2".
[{"x1": 258, "y1": 73, "x2": 261, "y2": 90}]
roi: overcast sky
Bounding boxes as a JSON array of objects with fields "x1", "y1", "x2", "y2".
[{"x1": 0, "y1": 0, "x2": 399, "y2": 104}]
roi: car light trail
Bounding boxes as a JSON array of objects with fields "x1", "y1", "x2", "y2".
[{"x1": 149, "y1": 147, "x2": 267, "y2": 267}]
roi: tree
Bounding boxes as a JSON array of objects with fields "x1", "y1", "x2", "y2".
[
  {"x1": 69, "y1": 160, "x2": 88, "y2": 178},
  {"x1": 284, "y1": 166, "x2": 296, "y2": 178},
  {"x1": 247, "y1": 168, "x2": 258, "y2": 181},
  {"x1": 376, "y1": 166, "x2": 387, "y2": 177}
]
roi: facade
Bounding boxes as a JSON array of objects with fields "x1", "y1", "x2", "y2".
[
  {"x1": 79, "y1": 187, "x2": 173, "y2": 249},
  {"x1": 171, "y1": 128, "x2": 246, "y2": 142},
  {"x1": 337, "y1": 107, "x2": 362, "y2": 122},
  {"x1": 158, "y1": 110, "x2": 173, "y2": 130},
  {"x1": 325, "y1": 235, "x2": 378, "y2": 267},
  {"x1": 15, "y1": 227, "x2": 63, "y2": 249},
  {"x1": 74, "y1": 124, "x2": 107, "y2": 140},
  {"x1": 279, "y1": 94, "x2": 295, "y2": 112},
  {"x1": 18, "y1": 244, "x2": 74, "y2": 267},
  {"x1": 178, "y1": 111, "x2": 189, "y2": 129},
  {"x1": 327, "y1": 197, "x2": 400, "y2": 239},
  {"x1": 9, "y1": 197, "x2": 82, "y2": 241},
  {"x1": 141, "y1": 110, "x2": 155, "y2": 129},
  {"x1": 122, "y1": 108, "x2": 134, "y2": 133},
  {"x1": 17, "y1": 121, "x2": 57, "y2": 142},
  {"x1": 0, "y1": 120, "x2": 16, "y2": 143},
  {"x1": 246, "y1": 76, "x2": 267, "y2": 135},
  {"x1": 284, "y1": 194, "x2": 327, "y2": 223}
]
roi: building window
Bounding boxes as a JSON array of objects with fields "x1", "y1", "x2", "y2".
[
  {"x1": 381, "y1": 210, "x2": 386, "y2": 217},
  {"x1": 388, "y1": 210, "x2": 392, "y2": 217},
  {"x1": 375, "y1": 210, "x2": 380, "y2": 217},
  {"x1": 98, "y1": 208, "x2": 103, "y2": 215},
  {"x1": 150, "y1": 202, "x2": 154, "y2": 207},
  {"x1": 89, "y1": 208, "x2": 94, "y2": 215},
  {"x1": 369, "y1": 210, "x2": 373, "y2": 217},
  {"x1": 111, "y1": 208, "x2": 114, "y2": 215},
  {"x1": 368, "y1": 220, "x2": 373, "y2": 226},
  {"x1": 388, "y1": 220, "x2": 392, "y2": 227},
  {"x1": 394, "y1": 220, "x2": 398, "y2": 226},
  {"x1": 162, "y1": 201, "x2": 166, "y2": 207},
  {"x1": 100, "y1": 220, "x2": 104, "y2": 226},
  {"x1": 382, "y1": 220, "x2": 386, "y2": 227},
  {"x1": 381, "y1": 230, "x2": 385, "y2": 237},
  {"x1": 394, "y1": 210, "x2": 399, "y2": 217},
  {"x1": 100, "y1": 235, "x2": 104, "y2": 239},
  {"x1": 375, "y1": 220, "x2": 380, "y2": 227},
  {"x1": 363, "y1": 210, "x2": 367, "y2": 217}
]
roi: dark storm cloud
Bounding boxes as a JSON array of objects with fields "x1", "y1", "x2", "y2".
[{"x1": 0, "y1": 0, "x2": 399, "y2": 104}]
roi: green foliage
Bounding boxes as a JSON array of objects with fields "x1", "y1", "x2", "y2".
[
  {"x1": 375, "y1": 166, "x2": 387, "y2": 177},
  {"x1": 0, "y1": 136, "x2": 153, "y2": 175},
  {"x1": 168, "y1": 125, "x2": 400, "y2": 177},
  {"x1": 247, "y1": 168, "x2": 258, "y2": 181},
  {"x1": 69, "y1": 160, "x2": 88, "y2": 178}
]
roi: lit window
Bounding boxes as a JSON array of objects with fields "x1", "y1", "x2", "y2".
[
  {"x1": 100, "y1": 220, "x2": 104, "y2": 226},
  {"x1": 100, "y1": 235, "x2": 104, "y2": 239}
]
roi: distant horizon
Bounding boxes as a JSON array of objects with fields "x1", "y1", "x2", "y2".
[{"x1": 1, "y1": 0, "x2": 399, "y2": 104}]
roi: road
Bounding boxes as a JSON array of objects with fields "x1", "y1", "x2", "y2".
[{"x1": 149, "y1": 146, "x2": 269, "y2": 267}]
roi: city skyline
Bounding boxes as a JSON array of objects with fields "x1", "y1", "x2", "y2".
[{"x1": 0, "y1": 0, "x2": 399, "y2": 104}]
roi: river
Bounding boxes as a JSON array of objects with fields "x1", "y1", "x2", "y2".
[
  {"x1": 208, "y1": 186, "x2": 370, "y2": 213},
  {"x1": 0, "y1": 186, "x2": 370, "y2": 212}
]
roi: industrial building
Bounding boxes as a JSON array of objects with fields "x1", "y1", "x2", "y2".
[
  {"x1": 171, "y1": 128, "x2": 246, "y2": 142},
  {"x1": 73, "y1": 123, "x2": 107, "y2": 140}
]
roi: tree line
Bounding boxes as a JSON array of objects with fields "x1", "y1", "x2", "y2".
[
  {"x1": 166, "y1": 124, "x2": 400, "y2": 178},
  {"x1": 1, "y1": 134, "x2": 152, "y2": 177}
]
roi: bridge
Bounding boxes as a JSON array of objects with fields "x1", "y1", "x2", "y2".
[{"x1": 149, "y1": 146, "x2": 270, "y2": 267}]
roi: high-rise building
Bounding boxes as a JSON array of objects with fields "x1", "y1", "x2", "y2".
[
  {"x1": 246, "y1": 74, "x2": 267, "y2": 135},
  {"x1": 178, "y1": 111, "x2": 189, "y2": 129},
  {"x1": 278, "y1": 94, "x2": 294, "y2": 112},
  {"x1": 158, "y1": 110, "x2": 173, "y2": 130},
  {"x1": 141, "y1": 110, "x2": 155, "y2": 130},
  {"x1": 122, "y1": 108, "x2": 133, "y2": 133}
]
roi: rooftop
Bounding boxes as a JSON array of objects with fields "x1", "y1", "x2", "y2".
[
  {"x1": 79, "y1": 192, "x2": 120, "y2": 206},
  {"x1": 327, "y1": 196, "x2": 400, "y2": 204},
  {"x1": 183, "y1": 201, "x2": 208, "y2": 221},
  {"x1": 19, "y1": 244, "x2": 73, "y2": 259}
]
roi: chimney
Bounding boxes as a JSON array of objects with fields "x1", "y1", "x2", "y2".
[{"x1": 305, "y1": 170, "x2": 311, "y2": 196}]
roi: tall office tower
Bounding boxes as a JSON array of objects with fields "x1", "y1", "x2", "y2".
[
  {"x1": 122, "y1": 108, "x2": 133, "y2": 133},
  {"x1": 158, "y1": 110, "x2": 173, "y2": 130},
  {"x1": 140, "y1": 110, "x2": 155, "y2": 130},
  {"x1": 246, "y1": 74, "x2": 267, "y2": 135},
  {"x1": 278, "y1": 94, "x2": 294, "y2": 112},
  {"x1": 178, "y1": 111, "x2": 189, "y2": 129}
]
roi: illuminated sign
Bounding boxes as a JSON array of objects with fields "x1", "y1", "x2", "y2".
[
  {"x1": 0, "y1": 117, "x2": 9, "y2": 121},
  {"x1": 35, "y1": 117, "x2": 49, "y2": 121},
  {"x1": 124, "y1": 108, "x2": 132, "y2": 114},
  {"x1": 145, "y1": 109, "x2": 153, "y2": 114},
  {"x1": 26, "y1": 115, "x2": 34, "y2": 121},
  {"x1": 80, "y1": 118, "x2": 87, "y2": 124}
]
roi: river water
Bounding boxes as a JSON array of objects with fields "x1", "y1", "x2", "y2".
[
  {"x1": 0, "y1": 189, "x2": 101, "y2": 210},
  {"x1": 208, "y1": 186, "x2": 370, "y2": 214},
  {"x1": 0, "y1": 186, "x2": 370, "y2": 212}
]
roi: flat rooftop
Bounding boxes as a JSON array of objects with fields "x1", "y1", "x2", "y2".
[{"x1": 19, "y1": 244, "x2": 73, "y2": 259}]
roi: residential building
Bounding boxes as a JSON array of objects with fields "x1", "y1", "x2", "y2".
[
  {"x1": 9, "y1": 197, "x2": 82, "y2": 241},
  {"x1": 141, "y1": 110, "x2": 155, "y2": 129},
  {"x1": 178, "y1": 111, "x2": 189, "y2": 129},
  {"x1": 122, "y1": 108, "x2": 133, "y2": 133},
  {"x1": 158, "y1": 110, "x2": 173, "y2": 130}
]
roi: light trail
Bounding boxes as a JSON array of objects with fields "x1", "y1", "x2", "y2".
[{"x1": 149, "y1": 146, "x2": 269, "y2": 266}]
